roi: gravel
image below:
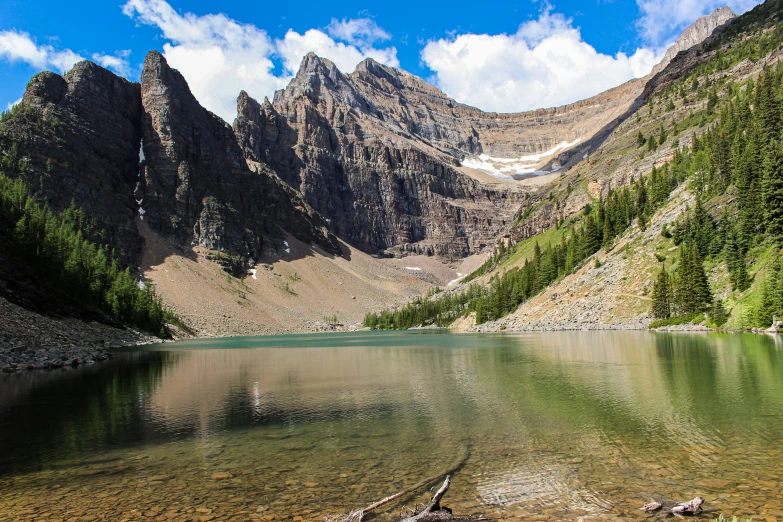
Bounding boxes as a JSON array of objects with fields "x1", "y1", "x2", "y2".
[{"x1": 0, "y1": 296, "x2": 160, "y2": 373}]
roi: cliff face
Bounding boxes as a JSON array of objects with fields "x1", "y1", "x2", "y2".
[
  {"x1": 139, "y1": 51, "x2": 338, "y2": 267},
  {"x1": 0, "y1": 53, "x2": 339, "y2": 274},
  {"x1": 652, "y1": 7, "x2": 736, "y2": 75},
  {"x1": 0, "y1": 62, "x2": 143, "y2": 263},
  {"x1": 235, "y1": 54, "x2": 525, "y2": 257}
]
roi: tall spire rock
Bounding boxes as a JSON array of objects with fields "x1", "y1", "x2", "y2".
[{"x1": 138, "y1": 51, "x2": 338, "y2": 268}]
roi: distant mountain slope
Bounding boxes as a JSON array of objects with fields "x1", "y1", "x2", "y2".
[{"x1": 366, "y1": 0, "x2": 783, "y2": 333}]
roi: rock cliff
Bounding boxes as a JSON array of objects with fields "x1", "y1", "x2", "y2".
[
  {"x1": 234, "y1": 53, "x2": 646, "y2": 257},
  {"x1": 0, "y1": 62, "x2": 143, "y2": 263},
  {"x1": 652, "y1": 7, "x2": 736, "y2": 75},
  {"x1": 0, "y1": 53, "x2": 339, "y2": 273},
  {"x1": 139, "y1": 51, "x2": 339, "y2": 269},
  {"x1": 235, "y1": 54, "x2": 524, "y2": 257}
]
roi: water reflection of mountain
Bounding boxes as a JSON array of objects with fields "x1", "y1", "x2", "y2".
[{"x1": 1, "y1": 332, "x2": 782, "y2": 481}]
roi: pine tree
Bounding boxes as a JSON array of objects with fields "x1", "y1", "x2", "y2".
[
  {"x1": 710, "y1": 299, "x2": 728, "y2": 327},
  {"x1": 651, "y1": 266, "x2": 672, "y2": 319},
  {"x1": 691, "y1": 196, "x2": 713, "y2": 258},
  {"x1": 690, "y1": 244, "x2": 713, "y2": 312},
  {"x1": 762, "y1": 140, "x2": 783, "y2": 244},
  {"x1": 581, "y1": 215, "x2": 601, "y2": 257}
]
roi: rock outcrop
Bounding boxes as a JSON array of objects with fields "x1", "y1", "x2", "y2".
[
  {"x1": 652, "y1": 7, "x2": 736, "y2": 75},
  {"x1": 139, "y1": 51, "x2": 339, "y2": 268},
  {"x1": 233, "y1": 46, "x2": 674, "y2": 256},
  {"x1": 0, "y1": 62, "x2": 144, "y2": 263},
  {"x1": 235, "y1": 54, "x2": 525, "y2": 257},
  {"x1": 0, "y1": 53, "x2": 340, "y2": 274}
]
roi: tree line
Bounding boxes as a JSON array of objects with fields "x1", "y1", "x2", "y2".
[
  {"x1": 0, "y1": 171, "x2": 175, "y2": 336},
  {"x1": 652, "y1": 60, "x2": 783, "y2": 328},
  {"x1": 365, "y1": 168, "x2": 678, "y2": 330}
]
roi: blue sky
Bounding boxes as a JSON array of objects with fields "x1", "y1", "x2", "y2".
[{"x1": 0, "y1": 0, "x2": 763, "y2": 120}]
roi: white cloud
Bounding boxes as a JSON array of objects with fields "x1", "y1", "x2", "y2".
[
  {"x1": 122, "y1": 0, "x2": 398, "y2": 121},
  {"x1": 0, "y1": 30, "x2": 83, "y2": 73},
  {"x1": 276, "y1": 29, "x2": 398, "y2": 77},
  {"x1": 421, "y1": 9, "x2": 663, "y2": 113},
  {"x1": 6, "y1": 98, "x2": 22, "y2": 111},
  {"x1": 326, "y1": 18, "x2": 391, "y2": 46},
  {"x1": 92, "y1": 50, "x2": 131, "y2": 77},
  {"x1": 636, "y1": 0, "x2": 762, "y2": 45}
]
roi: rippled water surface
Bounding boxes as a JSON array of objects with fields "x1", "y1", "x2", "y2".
[{"x1": 1, "y1": 331, "x2": 782, "y2": 521}]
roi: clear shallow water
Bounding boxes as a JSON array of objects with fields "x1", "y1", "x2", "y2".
[{"x1": 1, "y1": 331, "x2": 782, "y2": 521}]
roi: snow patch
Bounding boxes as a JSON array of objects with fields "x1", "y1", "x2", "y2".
[
  {"x1": 139, "y1": 207, "x2": 145, "y2": 221},
  {"x1": 249, "y1": 268, "x2": 258, "y2": 280},
  {"x1": 461, "y1": 139, "x2": 581, "y2": 179},
  {"x1": 137, "y1": 279, "x2": 146, "y2": 290},
  {"x1": 405, "y1": 267, "x2": 422, "y2": 271},
  {"x1": 139, "y1": 139, "x2": 145, "y2": 163}
]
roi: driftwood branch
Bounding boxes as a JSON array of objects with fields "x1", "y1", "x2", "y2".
[{"x1": 327, "y1": 447, "x2": 483, "y2": 522}]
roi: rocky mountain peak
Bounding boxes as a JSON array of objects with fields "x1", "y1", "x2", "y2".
[
  {"x1": 23, "y1": 71, "x2": 67, "y2": 106},
  {"x1": 653, "y1": 6, "x2": 736, "y2": 74}
]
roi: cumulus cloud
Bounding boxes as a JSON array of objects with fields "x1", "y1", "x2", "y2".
[
  {"x1": 0, "y1": 30, "x2": 83, "y2": 73},
  {"x1": 326, "y1": 18, "x2": 391, "y2": 46},
  {"x1": 92, "y1": 50, "x2": 132, "y2": 77},
  {"x1": 276, "y1": 29, "x2": 398, "y2": 77},
  {"x1": 122, "y1": 0, "x2": 398, "y2": 121},
  {"x1": 421, "y1": 9, "x2": 662, "y2": 113},
  {"x1": 636, "y1": 0, "x2": 762, "y2": 45}
]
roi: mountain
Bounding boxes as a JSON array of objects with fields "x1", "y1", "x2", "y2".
[
  {"x1": 652, "y1": 6, "x2": 736, "y2": 75},
  {"x1": 234, "y1": 53, "x2": 650, "y2": 257},
  {"x1": 371, "y1": 0, "x2": 783, "y2": 334},
  {"x1": 0, "y1": 2, "x2": 758, "y2": 346}
]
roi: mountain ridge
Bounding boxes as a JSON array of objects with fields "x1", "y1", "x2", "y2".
[{"x1": 0, "y1": 3, "x2": 751, "y2": 344}]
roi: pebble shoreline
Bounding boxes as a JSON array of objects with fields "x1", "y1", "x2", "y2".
[{"x1": 0, "y1": 296, "x2": 160, "y2": 373}]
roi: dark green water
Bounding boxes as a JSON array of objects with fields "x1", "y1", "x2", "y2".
[{"x1": 1, "y1": 331, "x2": 782, "y2": 521}]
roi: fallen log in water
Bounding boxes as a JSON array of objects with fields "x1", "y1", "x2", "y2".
[{"x1": 326, "y1": 448, "x2": 486, "y2": 522}]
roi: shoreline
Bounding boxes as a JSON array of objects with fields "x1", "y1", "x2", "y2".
[
  {"x1": 4, "y1": 299, "x2": 778, "y2": 374},
  {"x1": 0, "y1": 296, "x2": 161, "y2": 373}
]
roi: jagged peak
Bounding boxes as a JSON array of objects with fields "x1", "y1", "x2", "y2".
[
  {"x1": 141, "y1": 50, "x2": 193, "y2": 96},
  {"x1": 651, "y1": 6, "x2": 736, "y2": 75},
  {"x1": 143, "y1": 50, "x2": 167, "y2": 69},
  {"x1": 295, "y1": 52, "x2": 341, "y2": 79}
]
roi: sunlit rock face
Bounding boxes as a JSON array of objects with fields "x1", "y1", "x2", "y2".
[
  {"x1": 234, "y1": 51, "x2": 649, "y2": 257},
  {"x1": 139, "y1": 51, "x2": 339, "y2": 266},
  {"x1": 652, "y1": 7, "x2": 736, "y2": 76}
]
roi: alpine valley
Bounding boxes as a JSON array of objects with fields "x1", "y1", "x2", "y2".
[{"x1": 3, "y1": 0, "x2": 783, "y2": 367}]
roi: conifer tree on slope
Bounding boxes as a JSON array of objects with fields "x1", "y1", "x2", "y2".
[
  {"x1": 652, "y1": 265, "x2": 672, "y2": 319},
  {"x1": 762, "y1": 140, "x2": 783, "y2": 244}
]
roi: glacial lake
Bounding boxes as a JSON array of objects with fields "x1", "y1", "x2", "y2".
[{"x1": 1, "y1": 331, "x2": 782, "y2": 521}]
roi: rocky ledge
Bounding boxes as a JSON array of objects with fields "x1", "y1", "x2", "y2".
[{"x1": 0, "y1": 296, "x2": 160, "y2": 373}]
